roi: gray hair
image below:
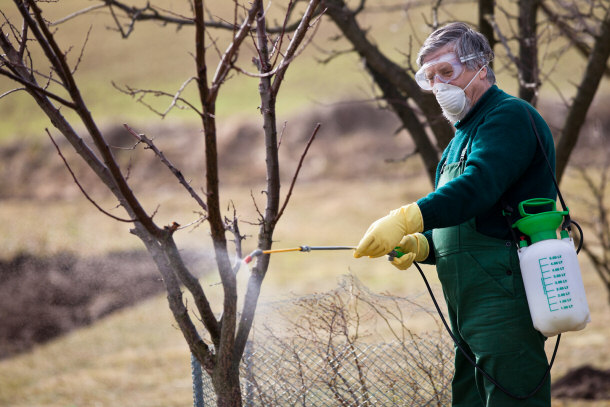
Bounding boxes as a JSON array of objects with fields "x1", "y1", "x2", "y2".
[{"x1": 417, "y1": 22, "x2": 496, "y2": 84}]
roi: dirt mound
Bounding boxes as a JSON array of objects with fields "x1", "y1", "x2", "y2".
[
  {"x1": 0, "y1": 103, "x2": 412, "y2": 200},
  {"x1": 2, "y1": 99, "x2": 608, "y2": 201},
  {"x1": 0, "y1": 250, "x2": 209, "y2": 359},
  {"x1": 551, "y1": 365, "x2": 610, "y2": 400}
]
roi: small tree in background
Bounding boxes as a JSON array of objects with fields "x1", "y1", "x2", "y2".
[
  {"x1": 0, "y1": 1, "x2": 323, "y2": 405},
  {"x1": 574, "y1": 126, "x2": 610, "y2": 304}
]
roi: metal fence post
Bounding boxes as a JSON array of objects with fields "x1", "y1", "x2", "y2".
[
  {"x1": 244, "y1": 340, "x2": 254, "y2": 407},
  {"x1": 191, "y1": 353, "x2": 205, "y2": 407}
]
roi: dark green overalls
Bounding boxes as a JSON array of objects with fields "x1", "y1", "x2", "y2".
[{"x1": 433, "y1": 148, "x2": 551, "y2": 406}]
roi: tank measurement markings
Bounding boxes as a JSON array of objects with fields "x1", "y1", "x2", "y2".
[{"x1": 538, "y1": 254, "x2": 571, "y2": 312}]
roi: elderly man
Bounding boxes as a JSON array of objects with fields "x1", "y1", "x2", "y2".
[{"x1": 354, "y1": 22, "x2": 555, "y2": 406}]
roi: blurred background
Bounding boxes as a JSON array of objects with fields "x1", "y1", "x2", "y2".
[{"x1": 0, "y1": 0, "x2": 609, "y2": 405}]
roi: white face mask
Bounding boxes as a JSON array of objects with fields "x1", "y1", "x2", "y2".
[{"x1": 433, "y1": 65, "x2": 486, "y2": 119}]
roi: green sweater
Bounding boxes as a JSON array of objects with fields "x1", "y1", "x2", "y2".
[{"x1": 416, "y1": 85, "x2": 556, "y2": 263}]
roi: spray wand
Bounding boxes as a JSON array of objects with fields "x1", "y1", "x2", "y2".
[{"x1": 243, "y1": 245, "x2": 356, "y2": 264}]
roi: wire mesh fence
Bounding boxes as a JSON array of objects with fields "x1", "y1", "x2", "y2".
[
  {"x1": 193, "y1": 275, "x2": 454, "y2": 406},
  {"x1": 194, "y1": 338, "x2": 452, "y2": 406}
]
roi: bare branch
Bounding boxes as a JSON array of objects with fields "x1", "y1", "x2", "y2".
[
  {"x1": 0, "y1": 66, "x2": 77, "y2": 109},
  {"x1": 102, "y1": 0, "x2": 194, "y2": 28},
  {"x1": 107, "y1": 2, "x2": 138, "y2": 38},
  {"x1": 540, "y1": 0, "x2": 610, "y2": 78},
  {"x1": 123, "y1": 124, "x2": 208, "y2": 212},
  {"x1": 49, "y1": 4, "x2": 106, "y2": 26},
  {"x1": 484, "y1": 13, "x2": 519, "y2": 67},
  {"x1": 271, "y1": 0, "x2": 324, "y2": 96},
  {"x1": 71, "y1": 25, "x2": 92, "y2": 74},
  {"x1": 161, "y1": 235, "x2": 221, "y2": 347},
  {"x1": 556, "y1": 7, "x2": 610, "y2": 181},
  {"x1": 269, "y1": 0, "x2": 295, "y2": 67},
  {"x1": 133, "y1": 227, "x2": 217, "y2": 372},
  {"x1": 0, "y1": 87, "x2": 26, "y2": 99},
  {"x1": 276, "y1": 123, "x2": 321, "y2": 222},
  {"x1": 112, "y1": 78, "x2": 202, "y2": 117},
  {"x1": 18, "y1": 0, "x2": 162, "y2": 237},
  {"x1": 208, "y1": 3, "x2": 260, "y2": 103},
  {"x1": 225, "y1": 202, "x2": 247, "y2": 274},
  {"x1": 47, "y1": 129, "x2": 136, "y2": 223}
]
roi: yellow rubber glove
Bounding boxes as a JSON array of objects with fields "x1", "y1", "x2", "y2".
[
  {"x1": 354, "y1": 203, "x2": 424, "y2": 258},
  {"x1": 391, "y1": 233, "x2": 429, "y2": 270}
]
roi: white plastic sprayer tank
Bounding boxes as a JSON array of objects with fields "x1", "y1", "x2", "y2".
[{"x1": 513, "y1": 199, "x2": 590, "y2": 337}]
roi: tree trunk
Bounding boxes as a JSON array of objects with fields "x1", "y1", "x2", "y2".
[
  {"x1": 322, "y1": 0, "x2": 453, "y2": 185},
  {"x1": 478, "y1": 0, "x2": 496, "y2": 70},
  {"x1": 366, "y1": 63, "x2": 439, "y2": 185},
  {"x1": 213, "y1": 366, "x2": 243, "y2": 407},
  {"x1": 518, "y1": 0, "x2": 540, "y2": 105},
  {"x1": 556, "y1": 8, "x2": 610, "y2": 181}
]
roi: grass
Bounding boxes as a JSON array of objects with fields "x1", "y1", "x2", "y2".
[{"x1": 0, "y1": 294, "x2": 194, "y2": 407}]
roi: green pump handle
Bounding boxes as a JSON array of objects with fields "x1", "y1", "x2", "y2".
[
  {"x1": 514, "y1": 198, "x2": 571, "y2": 244},
  {"x1": 518, "y1": 198, "x2": 568, "y2": 218}
]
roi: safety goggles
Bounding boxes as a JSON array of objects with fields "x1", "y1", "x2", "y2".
[{"x1": 415, "y1": 53, "x2": 480, "y2": 91}]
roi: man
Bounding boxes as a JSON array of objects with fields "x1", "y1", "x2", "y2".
[{"x1": 354, "y1": 22, "x2": 556, "y2": 406}]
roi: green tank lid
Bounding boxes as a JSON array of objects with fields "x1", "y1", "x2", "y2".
[{"x1": 512, "y1": 198, "x2": 568, "y2": 244}]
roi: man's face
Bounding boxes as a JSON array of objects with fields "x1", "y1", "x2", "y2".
[
  {"x1": 418, "y1": 45, "x2": 486, "y2": 99},
  {"x1": 418, "y1": 45, "x2": 489, "y2": 123},
  {"x1": 416, "y1": 52, "x2": 466, "y2": 91}
]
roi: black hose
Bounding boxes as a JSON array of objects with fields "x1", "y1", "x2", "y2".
[
  {"x1": 569, "y1": 219, "x2": 584, "y2": 254},
  {"x1": 413, "y1": 261, "x2": 560, "y2": 400}
]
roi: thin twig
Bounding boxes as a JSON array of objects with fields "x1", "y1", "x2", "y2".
[
  {"x1": 47, "y1": 129, "x2": 135, "y2": 223},
  {"x1": 123, "y1": 123, "x2": 209, "y2": 212},
  {"x1": 208, "y1": 2, "x2": 259, "y2": 102},
  {"x1": 271, "y1": 1, "x2": 325, "y2": 96},
  {"x1": 71, "y1": 25, "x2": 92, "y2": 74},
  {"x1": 161, "y1": 76, "x2": 199, "y2": 116},
  {"x1": 270, "y1": 0, "x2": 295, "y2": 66},
  {"x1": 484, "y1": 13, "x2": 519, "y2": 67},
  {"x1": 276, "y1": 123, "x2": 320, "y2": 222},
  {"x1": 277, "y1": 121, "x2": 287, "y2": 150},
  {"x1": 50, "y1": 4, "x2": 106, "y2": 26},
  {"x1": 0, "y1": 87, "x2": 25, "y2": 99},
  {"x1": 112, "y1": 81, "x2": 202, "y2": 116},
  {"x1": 0, "y1": 68, "x2": 77, "y2": 109}
]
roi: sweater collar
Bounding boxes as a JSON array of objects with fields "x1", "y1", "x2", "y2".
[{"x1": 455, "y1": 84, "x2": 501, "y2": 128}]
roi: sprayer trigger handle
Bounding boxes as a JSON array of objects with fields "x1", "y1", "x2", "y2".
[{"x1": 387, "y1": 247, "x2": 404, "y2": 261}]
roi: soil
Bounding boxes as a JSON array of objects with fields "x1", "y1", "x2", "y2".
[
  {"x1": 551, "y1": 365, "x2": 610, "y2": 400},
  {"x1": 0, "y1": 250, "x2": 208, "y2": 360}
]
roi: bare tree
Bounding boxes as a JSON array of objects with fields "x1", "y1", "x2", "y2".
[
  {"x1": 490, "y1": 0, "x2": 610, "y2": 181},
  {"x1": 573, "y1": 127, "x2": 610, "y2": 303},
  {"x1": 0, "y1": 0, "x2": 323, "y2": 405},
  {"x1": 578, "y1": 163, "x2": 610, "y2": 303},
  {"x1": 546, "y1": 1, "x2": 610, "y2": 181}
]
